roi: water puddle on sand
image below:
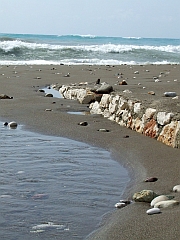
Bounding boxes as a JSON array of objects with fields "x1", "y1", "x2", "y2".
[
  {"x1": 0, "y1": 122, "x2": 129, "y2": 240},
  {"x1": 42, "y1": 87, "x2": 62, "y2": 98},
  {"x1": 67, "y1": 111, "x2": 90, "y2": 115}
]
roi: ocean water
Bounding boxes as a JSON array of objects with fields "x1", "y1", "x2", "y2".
[
  {"x1": 0, "y1": 123, "x2": 129, "y2": 240},
  {"x1": 0, "y1": 33, "x2": 180, "y2": 65}
]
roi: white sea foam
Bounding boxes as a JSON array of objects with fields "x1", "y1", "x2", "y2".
[{"x1": 1, "y1": 40, "x2": 180, "y2": 54}]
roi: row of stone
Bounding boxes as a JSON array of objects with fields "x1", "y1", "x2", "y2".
[{"x1": 58, "y1": 84, "x2": 180, "y2": 148}]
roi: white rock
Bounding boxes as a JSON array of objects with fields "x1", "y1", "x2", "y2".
[
  {"x1": 150, "y1": 195, "x2": 171, "y2": 207},
  {"x1": 115, "y1": 202, "x2": 126, "y2": 208},
  {"x1": 154, "y1": 200, "x2": 179, "y2": 208},
  {"x1": 173, "y1": 185, "x2": 180, "y2": 192},
  {"x1": 146, "y1": 208, "x2": 161, "y2": 215},
  {"x1": 157, "y1": 112, "x2": 174, "y2": 125},
  {"x1": 134, "y1": 102, "x2": 141, "y2": 114},
  {"x1": 144, "y1": 108, "x2": 156, "y2": 120}
]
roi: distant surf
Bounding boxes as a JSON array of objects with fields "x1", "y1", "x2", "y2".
[{"x1": 0, "y1": 33, "x2": 180, "y2": 65}]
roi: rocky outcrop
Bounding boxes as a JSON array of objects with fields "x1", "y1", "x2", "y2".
[{"x1": 57, "y1": 83, "x2": 180, "y2": 148}]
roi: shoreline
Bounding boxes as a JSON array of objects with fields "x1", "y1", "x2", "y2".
[{"x1": 1, "y1": 64, "x2": 180, "y2": 239}]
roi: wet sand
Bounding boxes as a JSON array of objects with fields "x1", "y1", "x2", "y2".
[{"x1": 0, "y1": 64, "x2": 180, "y2": 239}]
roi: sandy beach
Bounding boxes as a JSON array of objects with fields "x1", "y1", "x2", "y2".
[{"x1": 0, "y1": 64, "x2": 180, "y2": 239}]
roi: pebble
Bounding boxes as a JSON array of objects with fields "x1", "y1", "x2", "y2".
[
  {"x1": 115, "y1": 202, "x2": 126, "y2": 208},
  {"x1": 146, "y1": 208, "x2": 161, "y2": 215},
  {"x1": 78, "y1": 121, "x2": 88, "y2": 126},
  {"x1": 173, "y1": 185, "x2": 180, "y2": 192},
  {"x1": 145, "y1": 177, "x2": 158, "y2": 182},
  {"x1": 8, "y1": 121, "x2": 18, "y2": 128},
  {"x1": 98, "y1": 129, "x2": 110, "y2": 132},
  {"x1": 148, "y1": 91, "x2": 155, "y2": 95},
  {"x1": 164, "y1": 92, "x2": 177, "y2": 97}
]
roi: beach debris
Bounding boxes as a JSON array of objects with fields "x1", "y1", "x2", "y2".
[
  {"x1": 114, "y1": 202, "x2": 126, "y2": 208},
  {"x1": 119, "y1": 80, "x2": 128, "y2": 85},
  {"x1": 97, "y1": 129, "x2": 110, "y2": 132},
  {"x1": 8, "y1": 121, "x2": 18, "y2": 129},
  {"x1": 133, "y1": 190, "x2": 158, "y2": 203},
  {"x1": 150, "y1": 195, "x2": 174, "y2": 207},
  {"x1": 164, "y1": 92, "x2": 177, "y2": 97},
  {"x1": 146, "y1": 208, "x2": 161, "y2": 215},
  {"x1": 45, "y1": 93, "x2": 53, "y2": 97},
  {"x1": 78, "y1": 121, "x2": 88, "y2": 126},
  {"x1": 173, "y1": 185, "x2": 180, "y2": 192},
  {"x1": 148, "y1": 91, "x2": 155, "y2": 95},
  {"x1": 154, "y1": 200, "x2": 179, "y2": 208},
  {"x1": 145, "y1": 177, "x2": 158, "y2": 182},
  {"x1": 0, "y1": 94, "x2": 13, "y2": 99}
]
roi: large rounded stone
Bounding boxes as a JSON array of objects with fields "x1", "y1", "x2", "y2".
[{"x1": 133, "y1": 190, "x2": 158, "y2": 203}]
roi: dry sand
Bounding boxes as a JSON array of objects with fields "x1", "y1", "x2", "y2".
[{"x1": 0, "y1": 64, "x2": 180, "y2": 239}]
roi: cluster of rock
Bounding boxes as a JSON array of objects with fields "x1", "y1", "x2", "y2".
[
  {"x1": 132, "y1": 186, "x2": 180, "y2": 215},
  {"x1": 55, "y1": 82, "x2": 180, "y2": 148}
]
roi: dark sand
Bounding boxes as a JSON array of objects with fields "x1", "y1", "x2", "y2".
[{"x1": 0, "y1": 64, "x2": 180, "y2": 239}]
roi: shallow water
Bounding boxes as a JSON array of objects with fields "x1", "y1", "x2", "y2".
[{"x1": 0, "y1": 123, "x2": 129, "y2": 240}]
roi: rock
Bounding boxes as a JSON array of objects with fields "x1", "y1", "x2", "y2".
[
  {"x1": 45, "y1": 109, "x2": 52, "y2": 111},
  {"x1": 0, "y1": 94, "x2": 13, "y2": 99},
  {"x1": 119, "y1": 80, "x2": 128, "y2": 85},
  {"x1": 119, "y1": 199, "x2": 132, "y2": 204},
  {"x1": 45, "y1": 93, "x2": 53, "y2": 97},
  {"x1": 144, "y1": 108, "x2": 156, "y2": 120},
  {"x1": 157, "y1": 121, "x2": 180, "y2": 148},
  {"x1": 95, "y1": 84, "x2": 113, "y2": 94},
  {"x1": 148, "y1": 91, "x2": 155, "y2": 95},
  {"x1": 3, "y1": 122, "x2": 8, "y2": 126},
  {"x1": 146, "y1": 208, "x2": 161, "y2": 215},
  {"x1": 154, "y1": 200, "x2": 179, "y2": 208},
  {"x1": 8, "y1": 121, "x2": 18, "y2": 129},
  {"x1": 145, "y1": 177, "x2": 158, "y2": 182},
  {"x1": 157, "y1": 112, "x2": 174, "y2": 126},
  {"x1": 38, "y1": 89, "x2": 45, "y2": 93},
  {"x1": 96, "y1": 79, "x2": 100, "y2": 84},
  {"x1": 173, "y1": 185, "x2": 180, "y2": 192},
  {"x1": 78, "y1": 121, "x2": 88, "y2": 126},
  {"x1": 133, "y1": 190, "x2": 158, "y2": 203},
  {"x1": 115, "y1": 202, "x2": 126, "y2": 208},
  {"x1": 164, "y1": 92, "x2": 177, "y2": 97},
  {"x1": 150, "y1": 195, "x2": 174, "y2": 207},
  {"x1": 144, "y1": 119, "x2": 159, "y2": 138},
  {"x1": 98, "y1": 129, "x2": 110, "y2": 132},
  {"x1": 134, "y1": 102, "x2": 141, "y2": 114}
]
